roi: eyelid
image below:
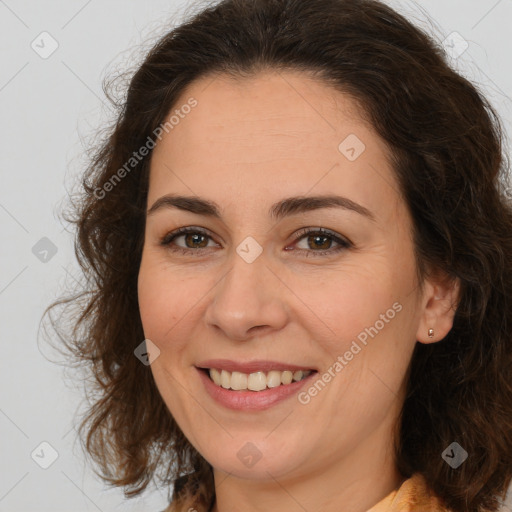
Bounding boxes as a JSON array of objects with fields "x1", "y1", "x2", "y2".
[
  {"x1": 160, "y1": 226, "x2": 213, "y2": 245},
  {"x1": 291, "y1": 226, "x2": 353, "y2": 249},
  {"x1": 160, "y1": 225, "x2": 352, "y2": 256}
]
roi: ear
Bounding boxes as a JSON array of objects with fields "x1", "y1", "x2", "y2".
[{"x1": 415, "y1": 270, "x2": 461, "y2": 344}]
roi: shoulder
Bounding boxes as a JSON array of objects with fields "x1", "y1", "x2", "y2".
[
  {"x1": 159, "y1": 472, "x2": 212, "y2": 512},
  {"x1": 159, "y1": 501, "x2": 210, "y2": 512},
  {"x1": 367, "y1": 473, "x2": 451, "y2": 512}
]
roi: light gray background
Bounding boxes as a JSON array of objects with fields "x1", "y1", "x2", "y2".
[{"x1": 1, "y1": 0, "x2": 511, "y2": 510}]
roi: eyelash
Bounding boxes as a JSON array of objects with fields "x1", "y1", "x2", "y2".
[{"x1": 159, "y1": 226, "x2": 352, "y2": 257}]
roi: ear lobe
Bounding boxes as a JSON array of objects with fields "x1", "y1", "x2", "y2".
[{"x1": 415, "y1": 273, "x2": 460, "y2": 344}]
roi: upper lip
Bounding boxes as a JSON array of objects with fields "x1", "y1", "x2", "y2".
[{"x1": 196, "y1": 359, "x2": 317, "y2": 374}]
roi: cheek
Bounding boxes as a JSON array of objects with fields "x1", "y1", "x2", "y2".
[
  {"x1": 137, "y1": 256, "x2": 194, "y2": 350},
  {"x1": 297, "y1": 260, "x2": 415, "y2": 401},
  {"x1": 296, "y1": 264, "x2": 398, "y2": 349}
]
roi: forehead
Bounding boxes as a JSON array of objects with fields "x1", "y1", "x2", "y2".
[
  {"x1": 148, "y1": 69, "x2": 402, "y2": 223},
  {"x1": 156, "y1": 69, "x2": 369, "y2": 158}
]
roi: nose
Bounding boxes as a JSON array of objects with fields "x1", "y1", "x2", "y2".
[{"x1": 204, "y1": 251, "x2": 289, "y2": 341}]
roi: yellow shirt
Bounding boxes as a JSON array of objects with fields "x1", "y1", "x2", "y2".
[
  {"x1": 367, "y1": 473, "x2": 449, "y2": 512},
  {"x1": 163, "y1": 472, "x2": 449, "y2": 512}
]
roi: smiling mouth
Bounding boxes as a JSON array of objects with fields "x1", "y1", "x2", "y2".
[{"x1": 200, "y1": 367, "x2": 316, "y2": 392}]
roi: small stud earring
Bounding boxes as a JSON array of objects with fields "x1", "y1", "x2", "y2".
[{"x1": 428, "y1": 328, "x2": 434, "y2": 338}]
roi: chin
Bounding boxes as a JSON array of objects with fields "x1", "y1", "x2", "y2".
[{"x1": 201, "y1": 436, "x2": 307, "y2": 481}]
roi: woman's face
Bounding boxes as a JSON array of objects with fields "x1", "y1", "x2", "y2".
[{"x1": 137, "y1": 70, "x2": 442, "y2": 483}]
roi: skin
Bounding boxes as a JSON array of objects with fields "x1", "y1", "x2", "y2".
[{"x1": 137, "y1": 69, "x2": 460, "y2": 512}]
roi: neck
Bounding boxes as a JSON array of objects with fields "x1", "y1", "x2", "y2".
[{"x1": 209, "y1": 414, "x2": 404, "y2": 512}]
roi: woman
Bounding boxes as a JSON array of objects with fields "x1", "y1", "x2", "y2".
[{"x1": 45, "y1": 0, "x2": 512, "y2": 511}]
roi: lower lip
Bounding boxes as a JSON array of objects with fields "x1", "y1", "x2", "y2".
[{"x1": 196, "y1": 368, "x2": 316, "y2": 411}]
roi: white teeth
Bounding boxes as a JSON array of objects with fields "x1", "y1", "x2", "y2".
[
  {"x1": 293, "y1": 370, "x2": 304, "y2": 381},
  {"x1": 220, "y1": 370, "x2": 230, "y2": 389},
  {"x1": 210, "y1": 368, "x2": 221, "y2": 386},
  {"x1": 230, "y1": 371, "x2": 248, "y2": 390},
  {"x1": 207, "y1": 368, "x2": 313, "y2": 391},
  {"x1": 266, "y1": 370, "x2": 282, "y2": 388},
  {"x1": 248, "y1": 371, "x2": 267, "y2": 391},
  {"x1": 281, "y1": 370, "x2": 293, "y2": 385}
]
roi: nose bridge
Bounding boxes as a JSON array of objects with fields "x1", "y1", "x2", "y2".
[{"x1": 205, "y1": 245, "x2": 288, "y2": 340}]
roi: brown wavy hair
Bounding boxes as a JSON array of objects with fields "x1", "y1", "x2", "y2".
[{"x1": 43, "y1": 0, "x2": 512, "y2": 511}]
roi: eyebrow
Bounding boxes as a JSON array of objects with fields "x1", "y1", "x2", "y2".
[{"x1": 147, "y1": 194, "x2": 376, "y2": 222}]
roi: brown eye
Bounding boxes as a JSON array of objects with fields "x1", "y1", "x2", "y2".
[
  {"x1": 182, "y1": 232, "x2": 209, "y2": 249},
  {"x1": 160, "y1": 226, "x2": 352, "y2": 258},
  {"x1": 161, "y1": 227, "x2": 217, "y2": 255},
  {"x1": 305, "y1": 233, "x2": 332, "y2": 250},
  {"x1": 290, "y1": 227, "x2": 352, "y2": 257}
]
